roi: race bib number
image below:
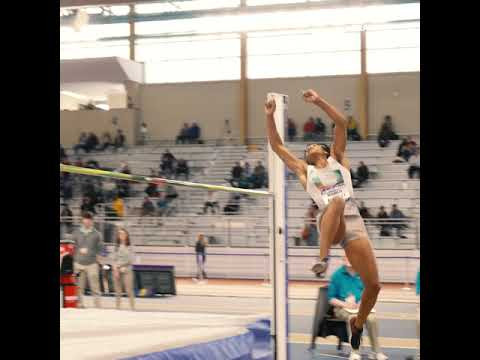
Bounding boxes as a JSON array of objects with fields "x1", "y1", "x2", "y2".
[
  {"x1": 312, "y1": 169, "x2": 351, "y2": 205},
  {"x1": 79, "y1": 248, "x2": 88, "y2": 255}
]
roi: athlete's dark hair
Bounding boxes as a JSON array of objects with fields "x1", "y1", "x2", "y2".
[{"x1": 304, "y1": 143, "x2": 330, "y2": 164}]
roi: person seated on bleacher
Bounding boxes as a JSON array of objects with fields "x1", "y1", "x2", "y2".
[
  {"x1": 175, "y1": 159, "x2": 190, "y2": 180},
  {"x1": 303, "y1": 117, "x2": 316, "y2": 141},
  {"x1": 80, "y1": 196, "x2": 96, "y2": 215},
  {"x1": 223, "y1": 192, "x2": 241, "y2": 215},
  {"x1": 188, "y1": 122, "x2": 201, "y2": 144},
  {"x1": 376, "y1": 206, "x2": 390, "y2": 236},
  {"x1": 229, "y1": 162, "x2": 244, "y2": 187},
  {"x1": 73, "y1": 132, "x2": 89, "y2": 155},
  {"x1": 112, "y1": 194, "x2": 125, "y2": 218},
  {"x1": 355, "y1": 161, "x2": 369, "y2": 187},
  {"x1": 116, "y1": 162, "x2": 131, "y2": 198},
  {"x1": 304, "y1": 203, "x2": 319, "y2": 246},
  {"x1": 408, "y1": 148, "x2": 420, "y2": 179},
  {"x1": 347, "y1": 116, "x2": 361, "y2": 141},
  {"x1": 86, "y1": 132, "x2": 99, "y2": 152},
  {"x1": 243, "y1": 161, "x2": 251, "y2": 177},
  {"x1": 314, "y1": 117, "x2": 326, "y2": 141},
  {"x1": 287, "y1": 118, "x2": 297, "y2": 142},
  {"x1": 114, "y1": 129, "x2": 126, "y2": 151},
  {"x1": 100, "y1": 132, "x2": 113, "y2": 151},
  {"x1": 139, "y1": 122, "x2": 148, "y2": 145},
  {"x1": 329, "y1": 257, "x2": 388, "y2": 360},
  {"x1": 160, "y1": 149, "x2": 176, "y2": 177},
  {"x1": 85, "y1": 159, "x2": 100, "y2": 169},
  {"x1": 176, "y1": 123, "x2": 190, "y2": 144},
  {"x1": 250, "y1": 161, "x2": 267, "y2": 189},
  {"x1": 389, "y1": 204, "x2": 408, "y2": 239},
  {"x1": 145, "y1": 182, "x2": 159, "y2": 198},
  {"x1": 358, "y1": 201, "x2": 372, "y2": 219},
  {"x1": 165, "y1": 184, "x2": 178, "y2": 203},
  {"x1": 203, "y1": 190, "x2": 219, "y2": 215},
  {"x1": 156, "y1": 192, "x2": 169, "y2": 217},
  {"x1": 141, "y1": 196, "x2": 155, "y2": 217}
]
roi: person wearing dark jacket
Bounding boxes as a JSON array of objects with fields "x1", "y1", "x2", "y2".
[{"x1": 194, "y1": 234, "x2": 208, "y2": 282}]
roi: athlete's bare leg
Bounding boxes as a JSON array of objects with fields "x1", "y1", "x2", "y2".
[
  {"x1": 343, "y1": 236, "x2": 381, "y2": 328},
  {"x1": 312, "y1": 197, "x2": 346, "y2": 276}
]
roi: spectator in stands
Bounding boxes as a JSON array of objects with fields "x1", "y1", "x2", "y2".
[
  {"x1": 377, "y1": 206, "x2": 390, "y2": 236},
  {"x1": 188, "y1": 122, "x2": 201, "y2": 144},
  {"x1": 139, "y1": 122, "x2": 148, "y2": 145},
  {"x1": 328, "y1": 256, "x2": 388, "y2": 360},
  {"x1": 304, "y1": 203, "x2": 319, "y2": 246},
  {"x1": 175, "y1": 159, "x2": 190, "y2": 180},
  {"x1": 160, "y1": 149, "x2": 176, "y2": 176},
  {"x1": 203, "y1": 191, "x2": 219, "y2": 215},
  {"x1": 116, "y1": 162, "x2": 131, "y2": 198},
  {"x1": 85, "y1": 159, "x2": 100, "y2": 169},
  {"x1": 390, "y1": 204, "x2": 407, "y2": 239},
  {"x1": 114, "y1": 129, "x2": 126, "y2": 151},
  {"x1": 194, "y1": 234, "x2": 208, "y2": 282},
  {"x1": 60, "y1": 144, "x2": 66, "y2": 161},
  {"x1": 408, "y1": 148, "x2": 420, "y2": 179},
  {"x1": 251, "y1": 161, "x2": 267, "y2": 189},
  {"x1": 141, "y1": 196, "x2": 155, "y2": 217},
  {"x1": 156, "y1": 191, "x2": 169, "y2": 216},
  {"x1": 74, "y1": 132, "x2": 89, "y2": 154},
  {"x1": 112, "y1": 227, "x2": 135, "y2": 310},
  {"x1": 112, "y1": 194, "x2": 125, "y2": 218},
  {"x1": 222, "y1": 119, "x2": 233, "y2": 144},
  {"x1": 165, "y1": 184, "x2": 178, "y2": 202},
  {"x1": 145, "y1": 182, "x2": 159, "y2": 198},
  {"x1": 314, "y1": 117, "x2": 326, "y2": 141},
  {"x1": 176, "y1": 123, "x2": 190, "y2": 144},
  {"x1": 72, "y1": 211, "x2": 104, "y2": 308},
  {"x1": 81, "y1": 196, "x2": 96, "y2": 215},
  {"x1": 358, "y1": 201, "x2": 372, "y2": 219},
  {"x1": 243, "y1": 161, "x2": 251, "y2": 177},
  {"x1": 356, "y1": 161, "x2": 370, "y2": 187},
  {"x1": 397, "y1": 137, "x2": 409, "y2": 158},
  {"x1": 378, "y1": 115, "x2": 399, "y2": 148},
  {"x1": 223, "y1": 192, "x2": 241, "y2": 215},
  {"x1": 103, "y1": 181, "x2": 116, "y2": 202},
  {"x1": 230, "y1": 162, "x2": 243, "y2": 187},
  {"x1": 347, "y1": 116, "x2": 361, "y2": 141},
  {"x1": 86, "y1": 132, "x2": 99, "y2": 152},
  {"x1": 303, "y1": 117, "x2": 316, "y2": 141},
  {"x1": 60, "y1": 203, "x2": 74, "y2": 234},
  {"x1": 62, "y1": 177, "x2": 73, "y2": 201},
  {"x1": 287, "y1": 118, "x2": 297, "y2": 141},
  {"x1": 100, "y1": 132, "x2": 113, "y2": 151}
]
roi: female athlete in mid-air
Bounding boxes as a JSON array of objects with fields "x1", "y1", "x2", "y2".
[{"x1": 265, "y1": 89, "x2": 381, "y2": 355}]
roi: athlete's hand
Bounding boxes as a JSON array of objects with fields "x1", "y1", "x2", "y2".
[
  {"x1": 302, "y1": 89, "x2": 320, "y2": 104},
  {"x1": 264, "y1": 98, "x2": 276, "y2": 116}
]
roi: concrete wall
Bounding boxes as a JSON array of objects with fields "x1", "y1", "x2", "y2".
[
  {"x1": 369, "y1": 72, "x2": 420, "y2": 136},
  {"x1": 61, "y1": 72, "x2": 419, "y2": 143},
  {"x1": 60, "y1": 109, "x2": 138, "y2": 146}
]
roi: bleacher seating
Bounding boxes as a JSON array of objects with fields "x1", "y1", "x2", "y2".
[{"x1": 61, "y1": 140, "x2": 419, "y2": 249}]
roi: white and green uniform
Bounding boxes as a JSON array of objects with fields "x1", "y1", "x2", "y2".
[{"x1": 306, "y1": 157, "x2": 367, "y2": 248}]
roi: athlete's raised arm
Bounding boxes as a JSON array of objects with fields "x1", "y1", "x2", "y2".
[
  {"x1": 265, "y1": 98, "x2": 307, "y2": 189},
  {"x1": 302, "y1": 89, "x2": 349, "y2": 167}
]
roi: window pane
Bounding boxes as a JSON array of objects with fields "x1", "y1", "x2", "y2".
[
  {"x1": 367, "y1": 47, "x2": 420, "y2": 73},
  {"x1": 145, "y1": 58, "x2": 240, "y2": 83},
  {"x1": 248, "y1": 30, "x2": 360, "y2": 55},
  {"x1": 367, "y1": 28, "x2": 420, "y2": 50},
  {"x1": 136, "y1": 36, "x2": 240, "y2": 62},
  {"x1": 60, "y1": 40, "x2": 130, "y2": 60},
  {"x1": 248, "y1": 51, "x2": 360, "y2": 79}
]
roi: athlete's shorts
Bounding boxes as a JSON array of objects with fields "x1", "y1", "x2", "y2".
[{"x1": 316, "y1": 203, "x2": 369, "y2": 249}]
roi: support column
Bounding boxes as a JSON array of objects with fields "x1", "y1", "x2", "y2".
[
  {"x1": 358, "y1": 29, "x2": 369, "y2": 140},
  {"x1": 129, "y1": 4, "x2": 135, "y2": 61},
  {"x1": 240, "y1": 32, "x2": 248, "y2": 145}
]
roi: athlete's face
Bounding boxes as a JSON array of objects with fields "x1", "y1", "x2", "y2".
[{"x1": 305, "y1": 144, "x2": 328, "y2": 165}]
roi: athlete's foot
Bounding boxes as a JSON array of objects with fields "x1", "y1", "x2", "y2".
[
  {"x1": 349, "y1": 350, "x2": 361, "y2": 360},
  {"x1": 311, "y1": 257, "x2": 330, "y2": 278},
  {"x1": 349, "y1": 317, "x2": 363, "y2": 351},
  {"x1": 368, "y1": 352, "x2": 389, "y2": 360}
]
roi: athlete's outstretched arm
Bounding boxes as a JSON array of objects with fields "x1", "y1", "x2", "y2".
[
  {"x1": 302, "y1": 89, "x2": 348, "y2": 165},
  {"x1": 265, "y1": 98, "x2": 308, "y2": 188}
]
